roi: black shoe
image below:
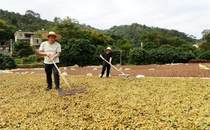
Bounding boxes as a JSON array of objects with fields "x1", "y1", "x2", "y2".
[{"x1": 45, "y1": 88, "x2": 52, "y2": 91}]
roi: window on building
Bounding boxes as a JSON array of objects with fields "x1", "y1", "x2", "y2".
[{"x1": 25, "y1": 34, "x2": 32, "y2": 38}]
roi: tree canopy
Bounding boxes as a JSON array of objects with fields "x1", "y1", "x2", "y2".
[
  {"x1": 0, "y1": 19, "x2": 16, "y2": 44},
  {"x1": 1, "y1": 9, "x2": 210, "y2": 66}
]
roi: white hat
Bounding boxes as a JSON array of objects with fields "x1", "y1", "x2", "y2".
[
  {"x1": 48, "y1": 31, "x2": 57, "y2": 37},
  {"x1": 106, "y1": 47, "x2": 112, "y2": 51}
]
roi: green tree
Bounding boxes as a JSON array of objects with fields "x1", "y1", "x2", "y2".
[
  {"x1": 143, "y1": 42, "x2": 159, "y2": 50},
  {"x1": 0, "y1": 19, "x2": 16, "y2": 43},
  {"x1": 25, "y1": 10, "x2": 40, "y2": 18},
  {"x1": 116, "y1": 39, "x2": 132, "y2": 64},
  {"x1": 129, "y1": 48, "x2": 149, "y2": 65},
  {"x1": 60, "y1": 38, "x2": 96, "y2": 66},
  {"x1": 200, "y1": 33, "x2": 210, "y2": 50},
  {"x1": 148, "y1": 46, "x2": 195, "y2": 64},
  {"x1": 53, "y1": 17, "x2": 82, "y2": 43},
  {"x1": 83, "y1": 29, "x2": 113, "y2": 46}
]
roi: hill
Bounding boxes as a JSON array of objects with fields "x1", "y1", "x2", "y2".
[
  {"x1": 105, "y1": 23, "x2": 196, "y2": 47},
  {"x1": 0, "y1": 9, "x2": 52, "y2": 32}
]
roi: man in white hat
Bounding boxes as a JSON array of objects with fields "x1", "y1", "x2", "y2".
[
  {"x1": 36, "y1": 31, "x2": 62, "y2": 91},
  {"x1": 100, "y1": 47, "x2": 112, "y2": 78}
]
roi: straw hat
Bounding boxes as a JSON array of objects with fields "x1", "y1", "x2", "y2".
[{"x1": 42, "y1": 31, "x2": 62, "y2": 40}]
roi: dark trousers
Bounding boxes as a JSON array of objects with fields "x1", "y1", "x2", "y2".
[
  {"x1": 44, "y1": 64, "x2": 60, "y2": 89},
  {"x1": 101, "y1": 64, "x2": 111, "y2": 77}
]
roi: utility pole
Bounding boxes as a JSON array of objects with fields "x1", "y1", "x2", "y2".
[
  {"x1": 120, "y1": 50, "x2": 122, "y2": 65},
  {"x1": 9, "y1": 39, "x2": 13, "y2": 56},
  {"x1": 141, "y1": 42, "x2": 144, "y2": 49}
]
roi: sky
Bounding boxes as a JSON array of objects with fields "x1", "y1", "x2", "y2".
[{"x1": 0, "y1": 0, "x2": 210, "y2": 38}]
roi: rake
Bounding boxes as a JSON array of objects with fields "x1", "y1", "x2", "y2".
[
  {"x1": 100, "y1": 55, "x2": 129, "y2": 78},
  {"x1": 52, "y1": 60, "x2": 87, "y2": 96}
]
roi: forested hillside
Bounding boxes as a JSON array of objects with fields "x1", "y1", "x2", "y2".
[
  {"x1": 106, "y1": 23, "x2": 196, "y2": 47},
  {"x1": 0, "y1": 9, "x2": 52, "y2": 31}
]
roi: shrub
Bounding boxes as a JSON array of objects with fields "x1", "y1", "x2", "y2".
[
  {"x1": 128, "y1": 46, "x2": 196, "y2": 65},
  {"x1": 13, "y1": 40, "x2": 34, "y2": 57},
  {"x1": 0, "y1": 54, "x2": 16, "y2": 70},
  {"x1": 148, "y1": 46, "x2": 195, "y2": 64},
  {"x1": 198, "y1": 50, "x2": 210, "y2": 60},
  {"x1": 22, "y1": 55, "x2": 38, "y2": 64},
  {"x1": 129, "y1": 48, "x2": 149, "y2": 65},
  {"x1": 17, "y1": 63, "x2": 43, "y2": 68},
  {"x1": 189, "y1": 59, "x2": 210, "y2": 63},
  {"x1": 28, "y1": 55, "x2": 38, "y2": 63},
  {"x1": 15, "y1": 58, "x2": 22, "y2": 64}
]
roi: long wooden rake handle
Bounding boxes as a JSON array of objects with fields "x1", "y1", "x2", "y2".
[
  {"x1": 52, "y1": 60, "x2": 71, "y2": 88},
  {"x1": 100, "y1": 55, "x2": 127, "y2": 75}
]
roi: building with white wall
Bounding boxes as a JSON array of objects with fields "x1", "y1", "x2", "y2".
[{"x1": 14, "y1": 31, "x2": 42, "y2": 47}]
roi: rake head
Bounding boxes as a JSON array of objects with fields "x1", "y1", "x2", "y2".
[
  {"x1": 199, "y1": 64, "x2": 210, "y2": 70},
  {"x1": 118, "y1": 73, "x2": 130, "y2": 78},
  {"x1": 58, "y1": 86, "x2": 87, "y2": 96}
]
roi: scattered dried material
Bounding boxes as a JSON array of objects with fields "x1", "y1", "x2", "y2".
[
  {"x1": 0, "y1": 74, "x2": 209, "y2": 129},
  {"x1": 86, "y1": 73, "x2": 93, "y2": 77}
]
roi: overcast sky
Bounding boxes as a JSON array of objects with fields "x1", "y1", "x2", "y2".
[{"x1": 1, "y1": 0, "x2": 210, "y2": 38}]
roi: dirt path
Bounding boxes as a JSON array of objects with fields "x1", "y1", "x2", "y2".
[{"x1": 9, "y1": 63, "x2": 210, "y2": 77}]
